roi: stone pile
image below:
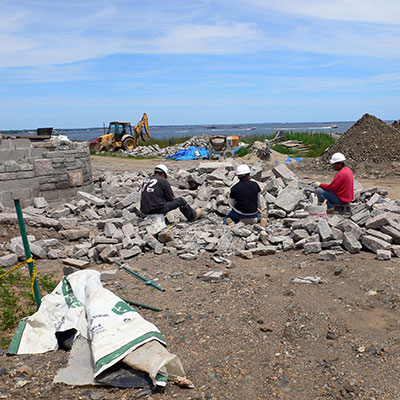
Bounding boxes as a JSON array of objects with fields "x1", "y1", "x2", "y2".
[
  {"x1": 1, "y1": 161, "x2": 400, "y2": 268},
  {"x1": 120, "y1": 135, "x2": 210, "y2": 158}
]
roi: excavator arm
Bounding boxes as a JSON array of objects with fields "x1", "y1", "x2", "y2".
[{"x1": 133, "y1": 113, "x2": 151, "y2": 146}]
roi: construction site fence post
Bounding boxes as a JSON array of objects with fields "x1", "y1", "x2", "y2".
[{"x1": 13, "y1": 198, "x2": 41, "y2": 309}]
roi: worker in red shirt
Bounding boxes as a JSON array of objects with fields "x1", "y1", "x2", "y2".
[{"x1": 315, "y1": 153, "x2": 354, "y2": 212}]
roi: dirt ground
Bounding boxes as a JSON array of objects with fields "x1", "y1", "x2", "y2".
[{"x1": 1, "y1": 155, "x2": 400, "y2": 400}]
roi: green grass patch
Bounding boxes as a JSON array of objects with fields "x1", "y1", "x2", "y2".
[
  {"x1": 281, "y1": 132, "x2": 335, "y2": 157},
  {"x1": 236, "y1": 131, "x2": 334, "y2": 158},
  {"x1": 0, "y1": 268, "x2": 57, "y2": 349}
]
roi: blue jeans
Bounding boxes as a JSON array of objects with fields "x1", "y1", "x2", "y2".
[
  {"x1": 316, "y1": 187, "x2": 343, "y2": 210},
  {"x1": 224, "y1": 209, "x2": 261, "y2": 225}
]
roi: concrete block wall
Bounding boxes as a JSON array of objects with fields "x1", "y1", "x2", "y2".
[{"x1": 0, "y1": 138, "x2": 93, "y2": 207}]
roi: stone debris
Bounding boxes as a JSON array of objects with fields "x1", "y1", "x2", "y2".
[
  {"x1": 117, "y1": 135, "x2": 211, "y2": 158},
  {"x1": 1, "y1": 160, "x2": 400, "y2": 267}
]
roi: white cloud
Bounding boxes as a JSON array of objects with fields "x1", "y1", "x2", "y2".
[
  {"x1": 241, "y1": 0, "x2": 400, "y2": 24},
  {"x1": 0, "y1": 0, "x2": 399, "y2": 72},
  {"x1": 154, "y1": 21, "x2": 261, "y2": 54}
]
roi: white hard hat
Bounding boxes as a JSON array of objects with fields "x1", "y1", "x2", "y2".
[
  {"x1": 154, "y1": 164, "x2": 168, "y2": 176},
  {"x1": 330, "y1": 152, "x2": 346, "y2": 164},
  {"x1": 236, "y1": 164, "x2": 251, "y2": 176}
]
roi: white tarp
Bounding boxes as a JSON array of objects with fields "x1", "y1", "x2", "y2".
[{"x1": 8, "y1": 269, "x2": 184, "y2": 386}]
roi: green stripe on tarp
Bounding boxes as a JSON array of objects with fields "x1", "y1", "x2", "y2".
[
  {"x1": 94, "y1": 331, "x2": 165, "y2": 373},
  {"x1": 155, "y1": 373, "x2": 168, "y2": 384},
  {"x1": 7, "y1": 319, "x2": 27, "y2": 354}
]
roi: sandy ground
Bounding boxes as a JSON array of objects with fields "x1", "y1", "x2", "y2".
[{"x1": 1, "y1": 154, "x2": 400, "y2": 400}]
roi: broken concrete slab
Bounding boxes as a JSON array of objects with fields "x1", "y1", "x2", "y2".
[
  {"x1": 59, "y1": 229, "x2": 90, "y2": 241},
  {"x1": 62, "y1": 258, "x2": 90, "y2": 268},
  {"x1": 361, "y1": 235, "x2": 391, "y2": 253},
  {"x1": 375, "y1": 249, "x2": 391, "y2": 260},
  {"x1": 77, "y1": 191, "x2": 106, "y2": 207},
  {"x1": 274, "y1": 186, "x2": 305, "y2": 213},
  {"x1": 317, "y1": 219, "x2": 334, "y2": 242},
  {"x1": 342, "y1": 232, "x2": 362, "y2": 254},
  {"x1": 0, "y1": 253, "x2": 18, "y2": 267}
]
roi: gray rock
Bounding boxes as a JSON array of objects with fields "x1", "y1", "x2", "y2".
[
  {"x1": 30, "y1": 243, "x2": 47, "y2": 259},
  {"x1": 33, "y1": 197, "x2": 49, "y2": 209},
  {"x1": 317, "y1": 250, "x2": 344, "y2": 261},
  {"x1": 317, "y1": 219, "x2": 334, "y2": 242},
  {"x1": 365, "y1": 213, "x2": 391, "y2": 229},
  {"x1": 122, "y1": 223, "x2": 136, "y2": 239},
  {"x1": 59, "y1": 229, "x2": 90, "y2": 241},
  {"x1": 380, "y1": 225, "x2": 400, "y2": 244},
  {"x1": 272, "y1": 164, "x2": 297, "y2": 181},
  {"x1": 252, "y1": 245, "x2": 277, "y2": 256},
  {"x1": 99, "y1": 245, "x2": 118, "y2": 262},
  {"x1": 375, "y1": 249, "x2": 391, "y2": 260},
  {"x1": 291, "y1": 229, "x2": 309, "y2": 242},
  {"x1": 78, "y1": 191, "x2": 106, "y2": 207},
  {"x1": 361, "y1": 235, "x2": 391, "y2": 253},
  {"x1": 350, "y1": 208, "x2": 370, "y2": 226},
  {"x1": 366, "y1": 229, "x2": 392, "y2": 243},
  {"x1": 274, "y1": 186, "x2": 305, "y2": 213},
  {"x1": 158, "y1": 229, "x2": 174, "y2": 243},
  {"x1": 342, "y1": 232, "x2": 362, "y2": 254},
  {"x1": 303, "y1": 241, "x2": 321, "y2": 254},
  {"x1": 0, "y1": 253, "x2": 18, "y2": 267},
  {"x1": 120, "y1": 246, "x2": 141, "y2": 259}
]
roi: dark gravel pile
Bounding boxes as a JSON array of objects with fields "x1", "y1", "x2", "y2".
[{"x1": 319, "y1": 114, "x2": 400, "y2": 164}]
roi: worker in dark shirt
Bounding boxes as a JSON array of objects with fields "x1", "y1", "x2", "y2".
[
  {"x1": 224, "y1": 164, "x2": 261, "y2": 225},
  {"x1": 140, "y1": 164, "x2": 202, "y2": 221}
]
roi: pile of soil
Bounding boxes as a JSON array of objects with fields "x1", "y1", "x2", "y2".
[{"x1": 318, "y1": 114, "x2": 400, "y2": 165}]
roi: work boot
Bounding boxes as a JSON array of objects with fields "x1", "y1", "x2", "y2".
[
  {"x1": 260, "y1": 216, "x2": 269, "y2": 228},
  {"x1": 226, "y1": 217, "x2": 235, "y2": 227},
  {"x1": 193, "y1": 209, "x2": 202, "y2": 221}
]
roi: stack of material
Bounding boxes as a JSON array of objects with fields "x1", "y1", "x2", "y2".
[
  {"x1": 1, "y1": 162, "x2": 400, "y2": 265},
  {"x1": 280, "y1": 140, "x2": 309, "y2": 153}
]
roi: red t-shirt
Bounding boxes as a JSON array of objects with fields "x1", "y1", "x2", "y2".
[{"x1": 320, "y1": 166, "x2": 354, "y2": 203}]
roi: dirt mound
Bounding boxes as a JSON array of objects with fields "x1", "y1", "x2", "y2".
[{"x1": 319, "y1": 113, "x2": 400, "y2": 164}]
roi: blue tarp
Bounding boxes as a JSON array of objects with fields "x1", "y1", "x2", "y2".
[
  {"x1": 166, "y1": 146, "x2": 209, "y2": 161},
  {"x1": 166, "y1": 146, "x2": 241, "y2": 161},
  {"x1": 284, "y1": 156, "x2": 304, "y2": 162}
]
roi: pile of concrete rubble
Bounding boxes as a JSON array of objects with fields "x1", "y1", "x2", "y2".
[
  {"x1": 119, "y1": 135, "x2": 210, "y2": 158},
  {"x1": 1, "y1": 161, "x2": 400, "y2": 268}
]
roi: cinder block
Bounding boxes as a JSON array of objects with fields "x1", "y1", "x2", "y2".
[{"x1": 14, "y1": 139, "x2": 32, "y2": 150}]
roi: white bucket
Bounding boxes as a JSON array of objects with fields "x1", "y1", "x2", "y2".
[
  {"x1": 146, "y1": 213, "x2": 166, "y2": 226},
  {"x1": 307, "y1": 204, "x2": 327, "y2": 219},
  {"x1": 146, "y1": 214, "x2": 165, "y2": 224}
]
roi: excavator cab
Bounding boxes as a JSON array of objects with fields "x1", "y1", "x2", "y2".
[{"x1": 90, "y1": 113, "x2": 150, "y2": 152}]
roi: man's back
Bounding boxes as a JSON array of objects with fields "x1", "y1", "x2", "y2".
[
  {"x1": 230, "y1": 179, "x2": 260, "y2": 214},
  {"x1": 140, "y1": 174, "x2": 174, "y2": 214}
]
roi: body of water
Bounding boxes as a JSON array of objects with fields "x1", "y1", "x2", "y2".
[
  {"x1": 3, "y1": 121, "x2": 361, "y2": 142},
  {"x1": 54, "y1": 121, "x2": 355, "y2": 142}
]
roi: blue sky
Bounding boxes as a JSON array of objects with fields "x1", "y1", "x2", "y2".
[{"x1": 1, "y1": 0, "x2": 400, "y2": 129}]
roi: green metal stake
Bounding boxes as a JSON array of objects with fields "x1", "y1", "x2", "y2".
[
  {"x1": 121, "y1": 265, "x2": 165, "y2": 292},
  {"x1": 13, "y1": 198, "x2": 41, "y2": 309},
  {"x1": 122, "y1": 298, "x2": 162, "y2": 312}
]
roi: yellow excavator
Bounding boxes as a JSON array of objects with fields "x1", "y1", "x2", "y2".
[{"x1": 90, "y1": 113, "x2": 150, "y2": 152}]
